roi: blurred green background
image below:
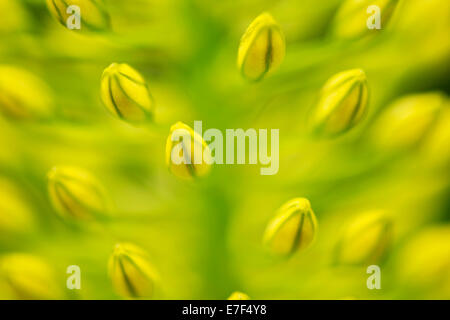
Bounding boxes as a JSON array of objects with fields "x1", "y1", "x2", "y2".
[{"x1": 0, "y1": 0, "x2": 449, "y2": 299}]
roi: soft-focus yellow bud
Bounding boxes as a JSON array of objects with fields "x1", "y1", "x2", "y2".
[
  {"x1": 0, "y1": 65, "x2": 53, "y2": 120},
  {"x1": 47, "y1": 166, "x2": 111, "y2": 220},
  {"x1": 335, "y1": 210, "x2": 392, "y2": 265},
  {"x1": 396, "y1": 226, "x2": 450, "y2": 295},
  {"x1": 263, "y1": 198, "x2": 317, "y2": 257},
  {"x1": 100, "y1": 63, "x2": 155, "y2": 124},
  {"x1": 371, "y1": 92, "x2": 446, "y2": 151},
  {"x1": 0, "y1": 254, "x2": 62, "y2": 300},
  {"x1": 309, "y1": 69, "x2": 368, "y2": 137},
  {"x1": 237, "y1": 12, "x2": 285, "y2": 81},
  {"x1": 0, "y1": 179, "x2": 34, "y2": 236},
  {"x1": 332, "y1": 0, "x2": 399, "y2": 39},
  {"x1": 165, "y1": 122, "x2": 212, "y2": 180},
  {"x1": 228, "y1": 291, "x2": 250, "y2": 300},
  {"x1": 108, "y1": 243, "x2": 159, "y2": 299},
  {"x1": 46, "y1": 0, "x2": 110, "y2": 32},
  {"x1": 0, "y1": 0, "x2": 30, "y2": 33},
  {"x1": 422, "y1": 101, "x2": 450, "y2": 166}
]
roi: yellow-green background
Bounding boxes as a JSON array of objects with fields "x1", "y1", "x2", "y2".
[{"x1": 0, "y1": 0, "x2": 449, "y2": 299}]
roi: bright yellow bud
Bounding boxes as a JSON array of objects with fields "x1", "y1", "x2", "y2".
[
  {"x1": 165, "y1": 122, "x2": 212, "y2": 180},
  {"x1": 0, "y1": 179, "x2": 34, "y2": 236},
  {"x1": 47, "y1": 166, "x2": 111, "y2": 220},
  {"x1": 108, "y1": 243, "x2": 159, "y2": 299},
  {"x1": 46, "y1": 0, "x2": 110, "y2": 32},
  {"x1": 335, "y1": 210, "x2": 392, "y2": 265},
  {"x1": 100, "y1": 63, "x2": 155, "y2": 124},
  {"x1": 228, "y1": 291, "x2": 250, "y2": 300},
  {"x1": 0, "y1": 254, "x2": 62, "y2": 300},
  {"x1": 397, "y1": 226, "x2": 450, "y2": 296},
  {"x1": 332, "y1": 0, "x2": 399, "y2": 39},
  {"x1": 237, "y1": 12, "x2": 285, "y2": 81},
  {"x1": 370, "y1": 92, "x2": 446, "y2": 151},
  {"x1": 309, "y1": 69, "x2": 368, "y2": 137},
  {"x1": 0, "y1": 65, "x2": 53, "y2": 120},
  {"x1": 263, "y1": 198, "x2": 317, "y2": 257}
]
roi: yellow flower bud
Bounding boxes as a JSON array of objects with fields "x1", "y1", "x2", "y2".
[
  {"x1": 100, "y1": 63, "x2": 155, "y2": 124},
  {"x1": 108, "y1": 243, "x2": 159, "y2": 299},
  {"x1": 47, "y1": 166, "x2": 111, "y2": 220},
  {"x1": 237, "y1": 12, "x2": 285, "y2": 81},
  {"x1": 422, "y1": 100, "x2": 450, "y2": 166},
  {"x1": 397, "y1": 226, "x2": 450, "y2": 295},
  {"x1": 263, "y1": 198, "x2": 317, "y2": 257},
  {"x1": 309, "y1": 69, "x2": 368, "y2": 137},
  {"x1": 0, "y1": 179, "x2": 34, "y2": 235},
  {"x1": 46, "y1": 0, "x2": 110, "y2": 32},
  {"x1": 165, "y1": 122, "x2": 212, "y2": 180},
  {"x1": 370, "y1": 92, "x2": 446, "y2": 151},
  {"x1": 0, "y1": 65, "x2": 53, "y2": 120},
  {"x1": 0, "y1": 254, "x2": 62, "y2": 300},
  {"x1": 228, "y1": 291, "x2": 250, "y2": 300},
  {"x1": 332, "y1": 0, "x2": 399, "y2": 39},
  {"x1": 335, "y1": 210, "x2": 392, "y2": 265}
]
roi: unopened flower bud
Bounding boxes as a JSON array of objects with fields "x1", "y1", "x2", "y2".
[
  {"x1": 47, "y1": 166, "x2": 111, "y2": 220},
  {"x1": 0, "y1": 254, "x2": 62, "y2": 299},
  {"x1": 397, "y1": 226, "x2": 450, "y2": 294},
  {"x1": 335, "y1": 210, "x2": 392, "y2": 265},
  {"x1": 0, "y1": 179, "x2": 34, "y2": 236},
  {"x1": 332, "y1": 0, "x2": 399, "y2": 39},
  {"x1": 108, "y1": 243, "x2": 159, "y2": 299},
  {"x1": 165, "y1": 122, "x2": 212, "y2": 180},
  {"x1": 100, "y1": 63, "x2": 155, "y2": 124},
  {"x1": 0, "y1": 65, "x2": 53, "y2": 120},
  {"x1": 370, "y1": 92, "x2": 446, "y2": 151},
  {"x1": 309, "y1": 69, "x2": 368, "y2": 137},
  {"x1": 46, "y1": 0, "x2": 110, "y2": 32},
  {"x1": 263, "y1": 198, "x2": 317, "y2": 257},
  {"x1": 228, "y1": 291, "x2": 250, "y2": 300},
  {"x1": 237, "y1": 12, "x2": 285, "y2": 81}
]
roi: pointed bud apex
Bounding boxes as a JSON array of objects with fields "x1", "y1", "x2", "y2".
[
  {"x1": 46, "y1": 0, "x2": 110, "y2": 32},
  {"x1": 108, "y1": 243, "x2": 159, "y2": 299},
  {"x1": 371, "y1": 92, "x2": 446, "y2": 151},
  {"x1": 228, "y1": 291, "x2": 250, "y2": 300},
  {"x1": 309, "y1": 69, "x2": 368, "y2": 137},
  {"x1": 47, "y1": 166, "x2": 111, "y2": 220},
  {"x1": 335, "y1": 211, "x2": 392, "y2": 265},
  {"x1": 0, "y1": 65, "x2": 53, "y2": 120},
  {"x1": 263, "y1": 198, "x2": 317, "y2": 257},
  {"x1": 100, "y1": 63, "x2": 155, "y2": 124},
  {"x1": 332, "y1": 0, "x2": 399, "y2": 39},
  {"x1": 237, "y1": 12, "x2": 285, "y2": 81},
  {"x1": 0, "y1": 254, "x2": 62, "y2": 299},
  {"x1": 165, "y1": 122, "x2": 212, "y2": 180}
]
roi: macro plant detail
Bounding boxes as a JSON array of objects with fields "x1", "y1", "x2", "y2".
[
  {"x1": 0, "y1": 0, "x2": 448, "y2": 302},
  {"x1": 263, "y1": 198, "x2": 317, "y2": 257},
  {"x1": 165, "y1": 122, "x2": 212, "y2": 180},
  {"x1": 100, "y1": 63, "x2": 155, "y2": 124},
  {"x1": 108, "y1": 243, "x2": 159, "y2": 299},
  {"x1": 334, "y1": 211, "x2": 392, "y2": 266},
  {"x1": 47, "y1": 166, "x2": 111, "y2": 221},
  {"x1": 46, "y1": 0, "x2": 111, "y2": 32},
  {"x1": 308, "y1": 68, "x2": 369, "y2": 137},
  {"x1": 0, "y1": 254, "x2": 62, "y2": 300},
  {"x1": 0, "y1": 65, "x2": 54, "y2": 120},
  {"x1": 237, "y1": 12, "x2": 286, "y2": 81},
  {"x1": 228, "y1": 292, "x2": 251, "y2": 300},
  {"x1": 370, "y1": 92, "x2": 448, "y2": 151},
  {"x1": 331, "y1": 0, "x2": 400, "y2": 39}
]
